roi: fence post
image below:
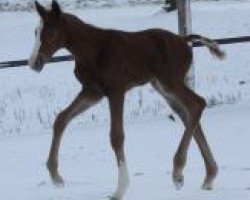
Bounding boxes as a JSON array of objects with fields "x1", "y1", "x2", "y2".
[{"x1": 177, "y1": 0, "x2": 195, "y2": 90}]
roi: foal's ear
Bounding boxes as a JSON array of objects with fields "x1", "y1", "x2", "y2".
[
  {"x1": 35, "y1": 1, "x2": 47, "y2": 19},
  {"x1": 52, "y1": 0, "x2": 61, "y2": 18}
]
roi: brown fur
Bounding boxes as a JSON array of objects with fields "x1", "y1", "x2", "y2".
[{"x1": 30, "y1": 1, "x2": 224, "y2": 199}]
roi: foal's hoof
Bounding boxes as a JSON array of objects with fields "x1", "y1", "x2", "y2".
[
  {"x1": 202, "y1": 181, "x2": 213, "y2": 190},
  {"x1": 109, "y1": 195, "x2": 121, "y2": 200},
  {"x1": 108, "y1": 193, "x2": 123, "y2": 200},
  {"x1": 110, "y1": 197, "x2": 119, "y2": 200},
  {"x1": 51, "y1": 174, "x2": 65, "y2": 187},
  {"x1": 201, "y1": 175, "x2": 215, "y2": 191},
  {"x1": 172, "y1": 174, "x2": 184, "y2": 190}
]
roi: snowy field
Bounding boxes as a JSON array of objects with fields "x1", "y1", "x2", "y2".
[
  {"x1": 0, "y1": 1, "x2": 250, "y2": 200},
  {"x1": 0, "y1": 103, "x2": 250, "y2": 200}
]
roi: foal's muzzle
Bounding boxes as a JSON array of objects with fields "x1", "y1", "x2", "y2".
[{"x1": 29, "y1": 54, "x2": 45, "y2": 72}]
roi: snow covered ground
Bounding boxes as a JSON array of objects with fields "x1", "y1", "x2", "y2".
[
  {"x1": 0, "y1": 1, "x2": 250, "y2": 200},
  {"x1": 0, "y1": 102, "x2": 250, "y2": 200}
]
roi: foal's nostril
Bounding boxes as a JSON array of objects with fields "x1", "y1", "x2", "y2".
[
  {"x1": 35, "y1": 61, "x2": 44, "y2": 72},
  {"x1": 36, "y1": 56, "x2": 43, "y2": 67},
  {"x1": 30, "y1": 55, "x2": 44, "y2": 72}
]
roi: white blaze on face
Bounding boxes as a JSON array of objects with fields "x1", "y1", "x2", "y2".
[{"x1": 29, "y1": 21, "x2": 43, "y2": 67}]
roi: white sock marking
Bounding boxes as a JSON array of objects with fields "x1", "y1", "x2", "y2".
[{"x1": 113, "y1": 161, "x2": 129, "y2": 200}]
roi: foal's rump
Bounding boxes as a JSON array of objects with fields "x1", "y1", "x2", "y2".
[
  {"x1": 136, "y1": 29, "x2": 194, "y2": 79},
  {"x1": 126, "y1": 28, "x2": 226, "y2": 84}
]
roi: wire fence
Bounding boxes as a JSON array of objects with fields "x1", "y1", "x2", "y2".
[{"x1": 1, "y1": 35, "x2": 250, "y2": 69}]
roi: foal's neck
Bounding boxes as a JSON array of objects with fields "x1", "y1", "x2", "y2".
[{"x1": 63, "y1": 13, "x2": 104, "y2": 60}]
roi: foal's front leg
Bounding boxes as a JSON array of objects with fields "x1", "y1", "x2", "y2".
[
  {"x1": 108, "y1": 94, "x2": 129, "y2": 200},
  {"x1": 46, "y1": 87, "x2": 103, "y2": 186}
]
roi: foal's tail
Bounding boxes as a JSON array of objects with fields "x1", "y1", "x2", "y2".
[{"x1": 185, "y1": 34, "x2": 226, "y2": 60}]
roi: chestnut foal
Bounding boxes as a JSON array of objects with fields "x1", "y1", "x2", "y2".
[{"x1": 29, "y1": 1, "x2": 225, "y2": 199}]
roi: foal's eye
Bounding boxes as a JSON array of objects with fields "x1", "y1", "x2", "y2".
[{"x1": 35, "y1": 29, "x2": 38, "y2": 36}]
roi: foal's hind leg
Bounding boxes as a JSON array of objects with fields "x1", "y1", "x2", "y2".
[
  {"x1": 166, "y1": 90, "x2": 217, "y2": 190},
  {"x1": 170, "y1": 106, "x2": 217, "y2": 190},
  {"x1": 108, "y1": 93, "x2": 129, "y2": 200},
  {"x1": 153, "y1": 80, "x2": 217, "y2": 189},
  {"x1": 152, "y1": 80, "x2": 206, "y2": 189},
  {"x1": 46, "y1": 87, "x2": 103, "y2": 186},
  {"x1": 194, "y1": 124, "x2": 218, "y2": 190}
]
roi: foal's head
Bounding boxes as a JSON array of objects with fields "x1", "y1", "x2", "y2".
[{"x1": 29, "y1": 0, "x2": 65, "y2": 72}]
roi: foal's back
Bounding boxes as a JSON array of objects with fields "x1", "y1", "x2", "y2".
[
  {"x1": 119, "y1": 28, "x2": 192, "y2": 80},
  {"x1": 64, "y1": 13, "x2": 192, "y2": 91}
]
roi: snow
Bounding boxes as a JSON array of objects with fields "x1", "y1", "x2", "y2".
[
  {"x1": 0, "y1": 1, "x2": 250, "y2": 200},
  {"x1": 1, "y1": 2, "x2": 250, "y2": 135},
  {"x1": 0, "y1": 0, "x2": 164, "y2": 11},
  {"x1": 0, "y1": 1, "x2": 249, "y2": 11},
  {"x1": 0, "y1": 102, "x2": 250, "y2": 200}
]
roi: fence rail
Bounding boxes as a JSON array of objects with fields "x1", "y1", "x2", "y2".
[
  {"x1": 1, "y1": 35, "x2": 250, "y2": 69},
  {"x1": 0, "y1": 55, "x2": 74, "y2": 69},
  {"x1": 193, "y1": 36, "x2": 250, "y2": 47}
]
